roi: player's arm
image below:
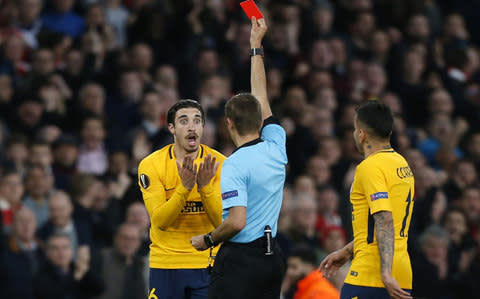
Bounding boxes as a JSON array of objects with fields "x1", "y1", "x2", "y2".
[
  {"x1": 373, "y1": 211, "x2": 412, "y2": 299},
  {"x1": 319, "y1": 241, "x2": 353, "y2": 278},
  {"x1": 210, "y1": 206, "x2": 246, "y2": 243},
  {"x1": 250, "y1": 17, "x2": 271, "y2": 121},
  {"x1": 138, "y1": 156, "x2": 194, "y2": 230},
  {"x1": 191, "y1": 162, "x2": 247, "y2": 250},
  {"x1": 197, "y1": 154, "x2": 223, "y2": 227},
  {"x1": 373, "y1": 211, "x2": 394, "y2": 277}
]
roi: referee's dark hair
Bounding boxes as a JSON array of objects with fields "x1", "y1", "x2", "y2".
[
  {"x1": 225, "y1": 93, "x2": 262, "y2": 136},
  {"x1": 355, "y1": 100, "x2": 393, "y2": 140},
  {"x1": 289, "y1": 245, "x2": 318, "y2": 266},
  {"x1": 167, "y1": 99, "x2": 205, "y2": 126}
]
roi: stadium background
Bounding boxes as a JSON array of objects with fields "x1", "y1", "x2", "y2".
[{"x1": 0, "y1": 0, "x2": 479, "y2": 298}]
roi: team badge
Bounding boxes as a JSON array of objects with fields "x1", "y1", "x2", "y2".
[{"x1": 140, "y1": 174, "x2": 150, "y2": 189}]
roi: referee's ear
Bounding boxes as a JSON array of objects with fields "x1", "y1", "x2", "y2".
[{"x1": 225, "y1": 118, "x2": 234, "y2": 130}]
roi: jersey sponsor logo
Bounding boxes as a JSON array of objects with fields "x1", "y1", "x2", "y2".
[
  {"x1": 181, "y1": 201, "x2": 205, "y2": 213},
  {"x1": 350, "y1": 270, "x2": 358, "y2": 277},
  {"x1": 370, "y1": 192, "x2": 388, "y2": 201},
  {"x1": 396, "y1": 166, "x2": 413, "y2": 179},
  {"x1": 140, "y1": 174, "x2": 150, "y2": 189},
  {"x1": 222, "y1": 190, "x2": 238, "y2": 200}
]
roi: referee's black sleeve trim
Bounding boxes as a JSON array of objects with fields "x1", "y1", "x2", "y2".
[{"x1": 262, "y1": 116, "x2": 281, "y2": 129}]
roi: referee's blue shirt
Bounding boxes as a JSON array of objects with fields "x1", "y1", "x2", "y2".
[{"x1": 221, "y1": 117, "x2": 287, "y2": 243}]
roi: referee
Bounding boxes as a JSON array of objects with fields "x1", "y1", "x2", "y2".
[{"x1": 191, "y1": 17, "x2": 287, "y2": 299}]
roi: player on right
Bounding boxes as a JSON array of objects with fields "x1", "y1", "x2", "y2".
[{"x1": 320, "y1": 101, "x2": 414, "y2": 299}]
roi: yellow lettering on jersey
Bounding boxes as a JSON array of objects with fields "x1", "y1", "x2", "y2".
[{"x1": 149, "y1": 288, "x2": 158, "y2": 299}]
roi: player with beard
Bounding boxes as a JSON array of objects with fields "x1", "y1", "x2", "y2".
[
  {"x1": 138, "y1": 99, "x2": 226, "y2": 299},
  {"x1": 320, "y1": 101, "x2": 414, "y2": 299}
]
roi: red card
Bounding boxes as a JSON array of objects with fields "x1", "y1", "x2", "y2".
[{"x1": 240, "y1": 0, "x2": 264, "y2": 20}]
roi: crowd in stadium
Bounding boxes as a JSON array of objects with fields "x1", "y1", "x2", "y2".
[{"x1": 0, "y1": 0, "x2": 479, "y2": 298}]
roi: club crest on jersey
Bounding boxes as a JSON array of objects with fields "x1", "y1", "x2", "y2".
[
  {"x1": 370, "y1": 192, "x2": 388, "y2": 201},
  {"x1": 222, "y1": 190, "x2": 238, "y2": 200},
  {"x1": 140, "y1": 174, "x2": 150, "y2": 189}
]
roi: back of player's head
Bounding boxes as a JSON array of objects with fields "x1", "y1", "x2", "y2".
[
  {"x1": 355, "y1": 100, "x2": 393, "y2": 140},
  {"x1": 289, "y1": 245, "x2": 318, "y2": 266},
  {"x1": 167, "y1": 99, "x2": 205, "y2": 126},
  {"x1": 225, "y1": 93, "x2": 262, "y2": 136}
]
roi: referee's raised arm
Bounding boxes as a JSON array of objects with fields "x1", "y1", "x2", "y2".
[{"x1": 250, "y1": 17, "x2": 271, "y2": 121}]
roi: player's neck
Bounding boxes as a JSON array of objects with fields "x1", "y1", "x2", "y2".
[
  {"x1": 363, "y1": 141, "x2": 392, "y2": 158},
  {"x1": 173, "y1": 145, "x2": 199, "y2": 161},
  {"x1": 233, "y1": 132, "x2": 260, "y2": 148}
]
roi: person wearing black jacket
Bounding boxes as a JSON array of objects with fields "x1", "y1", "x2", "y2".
[{"x1": 34, "y1": 233, "x2": 104, "y2": 299}]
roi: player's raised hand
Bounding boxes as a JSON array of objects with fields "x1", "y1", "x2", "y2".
[
  {"x1": 177, "y1": 155, "x2": 197, "y2": 191},
  {"x1": 382, "y1": 274, "x2": 412, "y2": 299},
  {"x1": 319, "y1": 246, "x2": 351, "y2": 278},
  {"x1": 250, "y1": 16, "x2": 267, "y2": 48},
  {"x1": 197, "y1": 154, "x2": 219, "y2": 189}
]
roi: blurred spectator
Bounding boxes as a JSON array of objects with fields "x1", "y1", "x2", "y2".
[
  {"x1": 23, "y1": 165, "x2": 53, "y2": 227},
  {"x1": 413, "y1": 225, "x2": 454, "y2": 298},
  {"x1": 5, "y1": 134, "x2": 29, "y2": 175},
  {"x1": 130, "y1": 43, "x2": 153, "y2": 82},
  {"x1": 29, "y1": 140, "x2": 54, "y2": 169},
  {"x1": 442, "y1": 208, "x2": 478, "y2": 279},
  {"x1": 129, "y1": 90, "x2": 171, "y2": 151},
  {"x1": 16, "y1": 0, "x2": 44, "y2": 49},
  {"x1": 42, "y1": 0, "x2": 84, "y2": 38},
  {"x1": 443, "y1": 160, "x2": 477, "y2": 202},
  {"x1": 348, "y1": 11, "x2": 376, "y2": 60},
  {"x1": 77, "y1": 116, "x2": 108, "y2": 175},
  {"x1": 466, "y1": 132, "x2": 480, "y2": 169},
  {"x1": 104, "y1": 0, "x2": 129, "y2": 48},
  {"x1": 428, "y1": 89, "x2": 455, "y2": 119},
  {"x1": 281, "y1": 245, "x2": 339, "y2": 299},
  {"x1": 124, "y1": 202, "x2": 150, "y2": 257},
  {"x1": 315, "y1": 186, "x2": 342, "y2": 235},
  {"x1": 38, "y1": 190, "x2": 92, "y2": 254},
  {"x1": 418, "y1": 114, "x2": 466, "y2": 169},
  {"x1": 279, "y1": 193, "x2": 320, "y2": 257},
  {"x1": 0, "y1": 170, "x2": 24, "y2": 233},
  {"x1": 307, "y1": 156, "x2": 331, "y2": 187},
  {"x1": 0, "y1": 207, "x2": 43, "y2": 299},
  {"x1": 90, "y1": 178, "x2": 121, "y2": 248},
  {"x1": 293, "y1": 175, "x2": 316, "y2": 197},
  {"x1": 460, "y1": 185, "x2": 480, "y2": 238},
  {"x1": 52, "y1": 134, "x2": 79, "y2": 190},
  {"x1": 96, "y1": 223, "x2": 147, "y2": 299},
  {"x1": 34, "y1": 234, "x2": 104, "y2": 299}
]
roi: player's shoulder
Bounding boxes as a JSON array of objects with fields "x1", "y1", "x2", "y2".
[
  {"x1": 201, "y1": 144, "x2": 226, "y2": 162},
  {"x1": 138, "y1": 144, "x2": 172, "y2": 169}
]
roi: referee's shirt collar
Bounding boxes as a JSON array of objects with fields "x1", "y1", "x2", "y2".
[{"x1": 232, "y1": 138, "x2": 263, "y2": 154}]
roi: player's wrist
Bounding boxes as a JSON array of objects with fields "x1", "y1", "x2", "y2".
[
  {"x1": 250, "y1": 40, "x2": 262, "y2": 48},
  {"x1": 204, "y1": 232, "x2": 216, "y2": 247}
]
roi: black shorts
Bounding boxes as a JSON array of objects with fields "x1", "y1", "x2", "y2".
[{"x1": 208, "y1": 237, "x2": 285, "y2": 299}]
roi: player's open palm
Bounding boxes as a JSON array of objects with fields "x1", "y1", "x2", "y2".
[
  {"x1": 382, "y1": 274, "x2": 412, "y2": 299},
  {"x1": 197, "y1": 154, "x2": 219, "y2": 189},
  {"x1": 319, "y1": 247, "x2": 350, "y2": 278},
  {"x1": 177, "y1": 156, "x2": 197, "y2": 190}
]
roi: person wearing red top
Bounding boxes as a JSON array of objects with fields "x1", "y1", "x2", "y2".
[{"x1": 282, "y1": 245, "x2": 339, "y2": 299}]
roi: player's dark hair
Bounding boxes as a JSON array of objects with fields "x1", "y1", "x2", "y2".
[
  {"x1": 167, "y1": 99, "x2": 205, "y2": 126},
  {"x1": 289, "y1": 245, "x2": 318, "y2": 266},
  {"x1": 355, "y1": 101, "x2": 393, "y2": 139},
  {"x1": 225, "y1": 93, "x2": 262, "y2": 136}
]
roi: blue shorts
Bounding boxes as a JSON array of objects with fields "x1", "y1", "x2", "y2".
[
  {"x1": 340, "y1": 283, "x2": 412, "y2": 299},
  {"x1": 149, "y1": 268, "x2": 210, "y2": 299}
]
